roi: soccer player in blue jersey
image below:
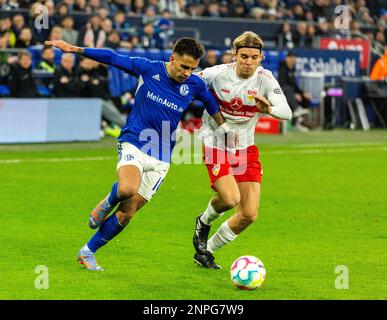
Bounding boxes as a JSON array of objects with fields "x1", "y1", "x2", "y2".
[{"x1": 45, "y1": 38, "x2": 232, "y2": 271}]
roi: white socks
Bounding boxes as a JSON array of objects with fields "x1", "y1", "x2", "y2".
[
  {"x1": 207, "y1": 220, "x2": 237, "y2": 253},
  {"x1": 200, "y1": 200, "x2": 224, "y2": 226}
]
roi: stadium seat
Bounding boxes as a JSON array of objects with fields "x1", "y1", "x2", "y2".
[
  {"x1": 146, "y1": 48, "x2": 162, "y2": 60},
  {"x1": 38, "y1": 85, "x2": 52, "y2": 97},
  {"x1": 28, "y1": 45, "x2": 43, "y2": 68},
  {"x1": 108, "y1": 65, "x2": 138, "y2": 97},
  {"x1": 160, "y1": 49, "x2": 173, "y2": 61},
  {"x1": 53, "y1": 48, "x2": 63, "y2": 65},
  {"x1": 0, "y1": 84, "x2": 10, "y2": 96}
]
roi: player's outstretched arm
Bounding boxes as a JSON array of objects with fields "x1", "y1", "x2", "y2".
[
  {"x1": 45, "y1": 40, "x2": 84, "y2": 54},
  {"x1": 44, "y1": 40, "x2": 117, "y2": 66}
]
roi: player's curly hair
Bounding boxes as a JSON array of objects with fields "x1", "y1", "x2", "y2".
[
  {"x1": 232, "y1": 31, "x2": 264, "y2": 53},
  {"x1": 173, "y1": 37, "x2": 205, "y2": 60}
]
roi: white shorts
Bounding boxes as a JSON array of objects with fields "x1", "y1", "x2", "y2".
[{"x1": 116, "y1": 142, "x2": 170, "y2": 201}]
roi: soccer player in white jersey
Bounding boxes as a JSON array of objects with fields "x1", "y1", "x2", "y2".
[{"x1": 193, "y1": 31, "x2": 292, "y2": 268}]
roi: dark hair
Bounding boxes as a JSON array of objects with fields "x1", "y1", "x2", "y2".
[
  {"x1": 42, "y1": 45, "x2": 53, "y2": 53},
  {"x1": 286, "y1": 50, "x2": 296, "y2": 57},
  {"x1": 173, "y1": 37, "x2": 205, "y2": 60},
  {"x1": 18, "y1": 50, "x2": 31, "y2": 60}
]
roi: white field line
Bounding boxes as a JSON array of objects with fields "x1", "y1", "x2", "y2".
[
  {"x1": 0, "y1": 156, "x2": 115, "y2": 164},
  {"x1": 284, "y1": 141, "x2": 387, "y2": 149},
  {"x1": 189, "y1": 145, "x2": 387, "y2": 158},
  {"x1": 1, "y1": 145, "x2": 387, "y2": 165},
  {"x1": 262, "y1": 146, "x2": 387, "y2": 155}
]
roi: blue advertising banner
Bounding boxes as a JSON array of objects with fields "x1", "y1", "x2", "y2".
[{"x1": 294, "y1": 49, "x2": 361, "y2": 82}]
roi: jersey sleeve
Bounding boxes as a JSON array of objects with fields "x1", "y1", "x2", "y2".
[
  {"x1": 83, "y1": 48, "x2": 151, "y2": 77},
  {"x1": 195, "y1": 64, "x2": 226, "y2": 88},
  {"x1": 194, "y1": 75, "x2": 220, "y2": 116},
  {"x1": 263, "y1": 72, "x2": 293, "y2": 120}
]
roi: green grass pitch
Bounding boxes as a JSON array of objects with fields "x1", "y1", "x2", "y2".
[{"x1": 0, "y1": 130, "x2": 386, "y2": 300}]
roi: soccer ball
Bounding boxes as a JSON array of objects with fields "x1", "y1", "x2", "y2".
[{"x1": 230, "y1": 255, "x2": 266, "y2": 290}]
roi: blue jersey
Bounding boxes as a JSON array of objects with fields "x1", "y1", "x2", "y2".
[{"x1": 84, "y1": 48, "x2": 220, "y2": 163}]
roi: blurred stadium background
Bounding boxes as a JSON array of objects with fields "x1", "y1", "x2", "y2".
[{"x1": 0, "y1": 0, "x2": 386, "y2": 300}]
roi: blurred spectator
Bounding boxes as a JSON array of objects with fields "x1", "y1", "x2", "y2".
[
  {"x1": 203, "y1": 2, "x2": 220, "y2": 18},
  {"x1": 297, "y1": 0, "x2": 312, "y2": 13},
  {"x1": 199, "y1": 49, "x2": 219, "y2": 69},
  {"x1": 55, "y1": 2, "x2": 70, "y2": 25},
  {"x1": 356, "y1": 7, "x2": 375, "y2": 25},
  {"x1": 304, "y1": 9, "x2": 314, "y2": 22},
  {"x1": 185, "y1": 3, "x2": 206, "y2": 17},
  {"x1": 12, "y1": 14, "x2": 25, "y2": 38},
  {"x1": 77, "y1": 14, "x2": 106, "y2": 48},
  {"x1": 159, "y1": 0, "x2": 187, "y2": 18},
  {"x1": 61, "y1": 16, "x2": 79, "y2": 45},
  {"x1": 316, "y1": 17, "x2": 331, "y2": 38},
  {"x1": 87, "y1": 0, "x2": 104, "y2": 14},
  {"x1": 109, "y1": 0, "x2": 132, "y2": 14},
  {"x1": 1, "y1": 0, "x2": 19, "y2": 10},
  {"x1": 105, "y1": 30, "x2": 121, "y2": 49},
  {"x1": 139, "y1": 22, "x2": 157, "y2": 48},
  {"x1": 101, "y1": 18, "x2": 114, "y2": 35},
  {"x1": 350, "y1": 20, "x2": 364, "y2": 40},
  {"x1": 375, "y1": 31, "x2": 385, "y2": 46},
  {"x1": 98, "y1": 7, "x2": 109, "y2": 20},
  {"x1": 74, "y1": 0, "x2": 87, "y2": 11},
  {"x1": 250, "y1": 7, "x2": 266, "y2": 20},
  {"x1": 218, "y1": 1, "x2": 230, "y2": 17},
  {"x1": 278, "y1": 51, "x2": 312, "y2": 131},
  {"x1": 153, "y1": 9, "x2": 175, "y2": 49},
  {"x1": 375, "y1": 21, "x2": 387, "y2": 43},
  {"x1": 14, "y1": 27, "x2": 35, "y2": 48},
  {"x1": 53, "y1": 53, "x2": 78, "y2": 97},
  {"x1": 35, "y1": 46, "x2": 56, "y2": 89},
  {"x1": 312, "y1": 0, "x2": 330, "y2": 21},
  {"x1": 48, "y1": 25, "x2": 63, "y2": 41},
  {"x1": 113, "y1": 10, "x2": 131, "y2": 41},
  {"x1": 293, "y1": 22, "x2": 313, "y2": 48},
  {"x1": 370, "y1": 44, "x2": 387, "y2": 80},
  {"x1": 62, "y1": 0, "x2": 75, "y2": 12},
  {"x1": 142, "y1": 5, "x2": 157, "y2": 25},
  {"x1": 133, "y1": 0, "x2": 146, "y2": 16},
  {"x1": 146, "y1": 0, "x2": 160, "y2": 14},
  {"x1": 76, "y1": 57, "x2": 100, "y2": 97},
  {"x1": 35, "y1": 47, "x2": 55, "y2": 91},
  {"x1": 128, "y1": 34, "x2": 141, "y2": 48},
  {"x1": 220, "y1": 51, "x2": 234, "y2": 64},
  {"x1": 0, "y1": 32, "x2": 16, "y2": 83},
  {"x1": 278, "y1": 21, "x2": 295, "y2": 49},
  {"x1": 292, "y1": 4, "x2": 306, "y2": 21},
  {"x1": 307, "y1": 24, "x2": 316, "y2": 46},
  {"x1": 380, "y1": 9, "x2": 387, "y2": 24},
  {"x1": 36, "y1": 46, "x2": 56, "y2": 73},
  {"x1": 8, "y1": 51, "x2": 39, "y2": 97},
  {"x1": 0, "y1": 17, "x2": 16, "y2": 47},
  {"x1": 229, "y1": 2, "x2": 246, "y2": 18}
]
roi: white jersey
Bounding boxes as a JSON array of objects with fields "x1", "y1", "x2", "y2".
[{"x1": 198, "y1": 63, "x2": 292, "y2": 150}]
